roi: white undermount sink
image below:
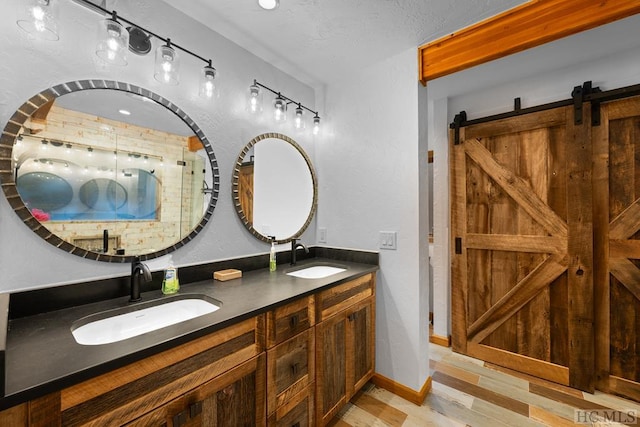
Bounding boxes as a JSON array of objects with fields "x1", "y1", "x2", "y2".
[
  {"x1": 71, "y1": 295, "x2": 221, "y2": 346},
  {"x1": 286, "y1": 265, "x2": 346, "y2": 279}
]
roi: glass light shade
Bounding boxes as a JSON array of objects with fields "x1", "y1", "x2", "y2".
[
  {"x1": 293, "y1": 105, "x2": 305, "y2": 130},
  {"x1": 199, "y1": 64, "x2": 218, "y2": 99},
  {"x1": 16, "y1": 0, "x2": 59, "y2": 41},
  {"x1": 154, "y1": 43, "x2": 180, "y2": 85},
  {"x1": 313, "y1": 115, "x2": 321, "y2": 135},
  {"x1": 258, "y1": 0, "x2": 279, "y2": 10},
  {"x1": 273, "y1": 95, "x2": 287, "y2": 122},
  {"x1": 247, "y1": 83, "x2": 263, "y2": 114},
  {"x1": 95, "y1": 17, "x2": 129, "y2": 66}
]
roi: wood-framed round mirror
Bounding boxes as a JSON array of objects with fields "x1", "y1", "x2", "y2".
[
  {"x1": 0, "y1": 80, "x2": 220, "y2": 262},
  {"x1": 232, "y1": 133, "x2": 317, "y2": 244}
]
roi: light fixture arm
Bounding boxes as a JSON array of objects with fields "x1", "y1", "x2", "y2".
[
  {"x1": 252, "y1": 79, "x2": 319, "y2": 117},
  {"x1": 72, "y1": 0, "x2": 214, "y2": 67}
]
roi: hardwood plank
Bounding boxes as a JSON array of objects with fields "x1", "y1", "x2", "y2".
[
  {"x1": 607, "y1": 97, "x2": 640, "y2": 121},
  {"x1": 529, "y1": 406, "x2": 578, "y2": 427},
  {"x1": 470, "y1": 399, "x2": 542, "y2": 427},
  {"x1": 529, "y1": 383, "x2": 610, "y2": 411},
  {"x1": 464, "y1": 109, "x2": 566, "y2": 140},
  {"x1": 564, "y1": 106, "x2": 594, "y2": 392},
  {"x1": 467, "y1": 253, "x2": 568, "y2": 344},
  {"x1": 465, "y1": 233, "x2": 566, "y2": 254},
  {"x1": 432, "y1": 371, "x2": 529, "y2": 417},
  {"x1": 485, "y1": 363, "x2": 583, "y2": 398},
  {"x1": 425, "y1": 389, "x2": 513, "y2": 427},
  {"x1": 610, "y1": 239, "x2": 640, "y2": 259},
  {"x1": 29, "y1": 393, "x2": 61, "y2": 427},
  {"x1": 351, "y1": 392, "x2": 407, "y2": 426},
  {"x1": 463, "y1": 138, "x2": 567, "y2": 238},
  {"x1": 418, "y1": 0, "x2": 640, "y2": 83},
  {"x1": 432, "y1": 360, "x2": 480, "y2": 386}
]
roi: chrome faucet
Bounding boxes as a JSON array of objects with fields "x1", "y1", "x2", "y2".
[
  {"x1": 290, "y1": 239, "x2": 309, "y2": 266},
  {"x1": 130, "y1": 256, "x2": 152, "y2": 302}
]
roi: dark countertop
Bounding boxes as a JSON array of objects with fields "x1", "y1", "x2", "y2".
[{"x1": 2, "y1": 257, "x2": 378, "y2": 409}]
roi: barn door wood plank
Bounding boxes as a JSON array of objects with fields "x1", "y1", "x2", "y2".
[
  {"x1": 463, "y1": 138, "x2": 567, "y2": 238},
  {"x1": 487, "y1": 135, "x2": 518, "y2": 352},
  {"x1": 465, "y1": 234, "x2": 566, "y2": 254},
  {"x1": 464, "y1": 108, "x2": 566, "y2": 140},
  {"x1": 516, "y1": 129, "x2": 551, "y2": 361},
  {"x1": 466, "y1": 253, "x2": 568, "y2": 345},
  {"x1": 609, "y1": 239, "x2": 640, "y2": 259},
  {"x1": 565, "y1": 105, "x2": 595, "y2": 392},
  {"x1": 450, "y1": 128, "x2": 468, "y2": 353},
  {"x1": 609, "y1": 258, "x2": 640, "y2": 303},
  {"x1": 609, "y1": 198, "x2": 640, "y2": 240},
  {"x1": 592, "y1": 104, "x2": 610, "y2": 391}
]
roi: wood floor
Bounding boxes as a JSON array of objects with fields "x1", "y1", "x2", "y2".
[{"x1": 331, "y1": 345, "x2": 640, "y2": 426}]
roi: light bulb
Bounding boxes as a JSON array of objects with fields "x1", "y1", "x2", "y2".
[
  {"x1": 258, "y1": 0, "x2": 279, "y2": 10},
  {"x1": 294, "y1": 105, "x2": 305, "y2": 130},
  {"x1": 313, "y1": 114, "x2": 321, "y2": 135},
  {"x1": 273, "y1": 95, "x2": 287, "y2": 122},
  {"x1": 154, "y1": 41, "x2": 180, "y2": 85},
  {"x1": 247, "y1": 83, "x2": 263, "y2": 114},
  {"x1": 17, "y1": 0, "x2": 59, "y2": 41},
  {"x1": 96, "y1": 14, "x2": 129, "y2": 66},
  {"x1": 199, "y1": 63, "x2": 217, "y2": 99}
]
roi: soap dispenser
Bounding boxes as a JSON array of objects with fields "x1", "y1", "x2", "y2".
[
  {"x1": 269, "y1": 236, "x2": 277, "y2": 272},
  {"x1": 162, "y1": 256, "x2": 180, "y2": 294}
]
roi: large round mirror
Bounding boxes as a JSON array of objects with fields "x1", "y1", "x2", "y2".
[
  {"x1": 0, "y1": 80, "x2": 219, "y2": 262},
  {"x1": 232, "y1": 133, "x2": 317, "y2": 244}
]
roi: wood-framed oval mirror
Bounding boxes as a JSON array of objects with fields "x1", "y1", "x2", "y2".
[
  {"x1": 0, "y1": 80, "x2": 220, "y2": 262},
  {"x1": 232, "y1": 133, "x2": 317, "y2": 244}
]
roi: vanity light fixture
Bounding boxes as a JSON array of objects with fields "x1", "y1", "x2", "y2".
[
  {"x1": 95, "y1": 11, "x2": 129, "y2": 65},
  {"x1": 294, "y1": 104, "x2": 305, "y2": 130},
  {"x1": 273, "y1": 94, "x2": 287, "y2": 122},
  {"x1": 199, "y1": 60, "x2": 218, "y2": 100},
  {"x1": 72, "y1": 0, "x2": 218, "y2": 91},
  {"x1": 154, "y1": 39, "x2": 180, "y2": 85},
  {"x1": 16, "y1": 0, "x2": 59, "y2": 41},
  {"x1": 258, "y1": 0, "x2": 279, "y2": 10},
  {"x1": 248, "y1": 80, "x2": 321, "y2": 134},
  {"x1": 247, "y1": 82, "x2": 263, "y2": 114}
]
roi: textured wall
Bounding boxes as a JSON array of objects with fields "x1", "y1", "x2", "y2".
[
  {"x1": 317, "y1": 48, "x2": 430, "y2": 391},
  {"x1": 0, "y1": 0, "x2": 316, "y2": 290}
]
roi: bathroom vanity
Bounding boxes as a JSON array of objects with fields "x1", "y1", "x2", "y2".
[{"x1": 0, "y1": 255, "x2": 377, "y2": 426}]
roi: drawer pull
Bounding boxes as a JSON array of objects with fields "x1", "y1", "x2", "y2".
[
  {"x1": 292, "y1": 423, "x2": 300, "y2": 427},
  {"x1": 289, "y1": 314, "x2": 299, "y2": 328},
  {"x1": 190, "y1": 400, "x2": 203, "y2": 418},
  {"x1": 291, "y1": 362, "x2": 300, "y2": 375},
  {"x1": 348, "y1": 312, "x2": 358, "y2": 322},
  {"x1": 173, "y1": 410, "x2": 187, "y2": 427}
]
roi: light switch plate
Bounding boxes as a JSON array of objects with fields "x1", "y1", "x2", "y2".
[
  {"x1": 318, "y1": 227, "x2": 327, "y2": 243},
  {"x1": 379, "y1": 231, "x2": 397, "y2": 250}
]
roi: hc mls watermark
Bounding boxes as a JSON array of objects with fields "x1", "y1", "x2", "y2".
[{"x1": 575, "y1": 409, "x2": 638, "y2": 425}]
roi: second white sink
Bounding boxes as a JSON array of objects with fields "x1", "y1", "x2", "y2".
[
  {"x1": 71, "y1": 296, "x2": 221, "y2": 346},
  {"x1": 286, "y1": 265, "x2": 346, "y2": 279}
]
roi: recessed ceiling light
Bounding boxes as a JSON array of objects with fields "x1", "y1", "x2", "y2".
[
  {"x1": 258, "y1": 0, "x2": 279, "y2": 10},
  {"x1": 119, "y1": 109, "x2": 131, "y2": 115}
]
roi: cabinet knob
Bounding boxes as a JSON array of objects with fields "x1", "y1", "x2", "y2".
[
  {"x1": 190, "y1": 400, "x2": 203, "y2": 418},
  {"x1": 172, "y1": 410, "x2": 187, "y2": 427}
]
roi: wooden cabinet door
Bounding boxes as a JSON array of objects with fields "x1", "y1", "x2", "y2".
[
  {"x1": 125, "y1": 354, "x2": 266, "y2": 427},
  {"x1": 450, "y1": 105, "x2": 594, "y2": 391},
  {"x1": 346, "y1": 297, "x2": 374, "y2": 398},
  {"x1": 594, "y1": 95, "x2": 640, "y2": 402},
  {"x1": 315, "y1": 312, "x2": 347, "y2": 426}
]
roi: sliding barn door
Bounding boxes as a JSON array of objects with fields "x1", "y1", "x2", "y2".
[
  {"x1": 594, "y1": 95, "x2": 640, "y2": 401},
  {"x1": 450, "y1": 105, "x2": 595, "y2": 392}
]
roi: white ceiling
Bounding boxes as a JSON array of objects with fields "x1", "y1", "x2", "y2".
[{"x1": 160, "y1": 0, "x2": 528, "y2": 88}]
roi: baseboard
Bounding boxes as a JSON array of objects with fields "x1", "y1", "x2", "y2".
[
  {"x1": 371, "y1": 373, "x2": 432, "y2": 406},
  {"x1": 429, "y1": 333, "x2": 451, "y2": 347}
]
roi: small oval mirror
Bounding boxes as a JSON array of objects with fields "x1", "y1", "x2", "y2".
[
  {"x1": 232, "y1": 133, "x2": 317, "y2": 243},
  {"x1": 0, "y1": 80, "x2": 220, "y2": 262}
]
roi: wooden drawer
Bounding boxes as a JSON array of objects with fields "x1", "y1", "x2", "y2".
[
  {"x1": 267, "y1": 384, "x2": 314, "y2": 427},
  {"x1": 266, "y1": 295, "x2": 315, "y2": 348},
  {"x1": 59, "y1": 315, "x2": 265, "y2": 427},
  {"x1": 316, "y1": 274, "x2": 374, "y2": 321},
  {"x1": 267, "y1": 328, "x2": 315, "y2": 415}
]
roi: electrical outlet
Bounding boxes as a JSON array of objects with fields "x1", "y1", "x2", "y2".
[
  {"x1": 379, "y1": 231, "x2": 397, "y2": 250},
  {"x1": 318, "y1": 227, "x2": 327, "y2": 243}
]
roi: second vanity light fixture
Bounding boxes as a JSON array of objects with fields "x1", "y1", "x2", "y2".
[
  {"x1": 248, "y1": 80, "x2": 321, "y2": 135},
  {"x1": 69, "y1": 0, "x2": 218, "y2": 98}
]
